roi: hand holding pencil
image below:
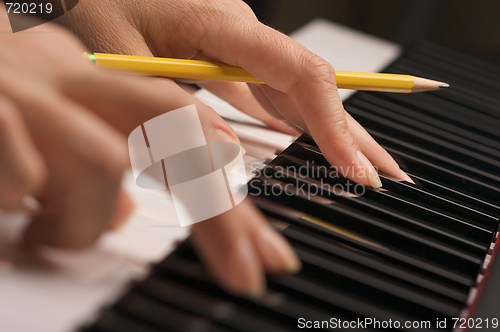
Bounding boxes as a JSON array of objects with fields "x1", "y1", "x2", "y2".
[{"x1": 54, "y1": 0, "x2": 423, "y2": 296}]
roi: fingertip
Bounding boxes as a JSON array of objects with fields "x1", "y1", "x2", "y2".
[
  {"x1": 191, "y1": 216, "x2": 266, "y2": 299},
  {"x1": 254, "y1": 224, "x2": 301, "y2": 275},
  {"x1": 108, "y1": 190, "x2": 135, "y2": 231},
  {"x1": 396, "y1": 168, "x2": 416, "y2": 184},
  {"x1": 356, "y1": 150, "x2": 382, "y2": 189},
  {"x1": 215, "y1": 235, "x2": 267, "y2": 298}
]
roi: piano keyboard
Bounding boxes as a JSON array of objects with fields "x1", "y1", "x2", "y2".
[{"x1": 82, "y1": 42, "x2": 500, "y2": 331}]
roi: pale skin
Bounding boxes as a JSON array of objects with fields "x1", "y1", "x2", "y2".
[{"x1": 0, "y1": 0, "x2": 411, "y2": 297}]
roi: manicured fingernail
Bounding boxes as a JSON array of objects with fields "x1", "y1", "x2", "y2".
[
  {"x1": 261, "y1": 227, "x2": 301, "y2": 274},
  {"x1": 109, "y1": 193, "x2": 135, "y2": 231},
  {"x1": 356, "y1": 150, "x2": 382, "y2": 189},
  {"x1": 246, "y1": 281, "x2": 266, "y2": 299},
  {"x1": 20, "y1": 195, "x2": 41, "y2": 214},
  {"x1": 397, "y1": 168, "x2": 415, "y2": 184},
  {"x1": 230, "y1": 236, "x2": 265, "y2": 299},
  {"x1": 238, "y1": 144, "x2": 246, "y2": 156},
  {"x1": 286, "y1": 256, "x2": 302, "y2": 274}
]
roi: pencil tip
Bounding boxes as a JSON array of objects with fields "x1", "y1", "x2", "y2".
[{"x1": 439, "y1": 83, "x2": 450, "y2": 88}]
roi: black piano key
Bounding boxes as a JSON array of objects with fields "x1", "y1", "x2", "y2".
[
  {"x1": 384, "y1": 146, "x2": 500, "y2": 205},
  {"x1": 363, "y1": 128, "x2": 500, "y2": 186},
  {"x1": 413, "y1": 41, "x2": 500, "y2": 84},
  {"x1": 391, "y1": 61, "x2": 500, "y2": 117},
  {"x1": 249, "y1": 176, "x2": 483, "y2": 277},
  {"x1": 292, "y1": 135, "x2": 500, "y2": 213},
  {"x1": 279, "y1": 142, "x2": 498, "y2": 232},
  {"x1": 295, "y1": 248, "x2": 462, "y2": 320},
  {"x1": 138, "y1": 276, "x2": 236, "y2": 320},
  {"x1": 159, "y1": 247, "x2": 442, "y2": 331},
  {"x1": 90, "y1": 309, "x2": 165, "y2": 332},
  {"x1": 347, "y1": 127, "x2": 500, "y2": 203},
  {"x1": 155, "y1": 255, "x2": 305, "y2": 332},
  {"x1": 271, "y1": 154, "x2": 495, "y2": 248},
  {"x1": 393, "y1": 59, "x2": 500, "y2": 111},
  {"x1": 253, "y1": 196, "x2": 474, "y2": 288},
  {"x1": 360, "y1": 91, "x2": 500, "y2": 142},
  {"x1": 377, "y1": 175, "x2": 499, "y2": 226},
  {"x1": 404, "y1": 173, "x2": 500, "y2": 218},
  {"x1": 271, "y1": 274, "x2": 442, "y2": 331},
  {"x1": 293, "y1": 242, "x2": 463, "y2": 316},
  {"x1": 286, "y1": 227, "x2": 469, "y2": 302},
  {"x1": 403, "y1": 50, "x2": 500, "y2": 95},
  {"x1": 346, "y1": 103, "x2": 500, "y2": 172},
  {"x1": 265, "y1": 165, "x2": 491, "y2": 257},
  {"x1": 354, "y1": 92, "x2": 500, "y2": 155},
  {"x1": 117, "y1": 292, "x2": 229, "y2": 332},
  {"x1": 151, "y1": 268, "x2": 364, "y2": 332}
]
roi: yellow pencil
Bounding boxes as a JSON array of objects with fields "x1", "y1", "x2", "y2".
[{"x1": 86, "y1": 53, "x2": 449, "y2": 93}]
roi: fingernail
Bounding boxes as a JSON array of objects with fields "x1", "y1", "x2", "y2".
[
  {"x1": 356, "y1": 150, "x2": 382, "y2": 189},
  {"x1": 246, "y1": 281, "x2": 266, "y2": 299},
  {"x1": 397, "y1": 168, "x2": 415, "y2": 184},
  {"x1": 261, "y1": 226, "x2": 302, "y2": 274},
  {"x1": 230, "y1": 236, "x2": 266, "y2": 299},
  {"x1": 238, "y1": 144, "x2": 246, "y2": 156},
  {"x1": 109, "y1": 193, "x2": 135, "y2": 231},
  {"x1": 20, "y1": 195, "x2": 41, "y2": 214},
  {"x1": 286, "y1": 256, "x2": 302, "y2": 274}
]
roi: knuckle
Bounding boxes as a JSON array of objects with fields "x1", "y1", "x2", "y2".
[
  {"x1": 0, "y1": 163, "x2": 46, "y2": 210},
  {"x1": 304, "y1": 54, "x2": 337, "y2": 84},
  {"x1": 288, "y1": 52, "x2": 337, "y2": 96},
  {"x1": 203, "y1": 105, "x2": 240, "y2": 142},
  {"x1": 81, "y1": 136, "x2": 129, "y2": 182},
  {"x1": 59, "y1": 63, "x2": 100, "y2": 92},
  {"x1": 23, "y1": 161, "x2": 47, "y2": 195}
]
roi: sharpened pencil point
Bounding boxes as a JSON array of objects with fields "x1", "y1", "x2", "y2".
[{"x1": 439, "y1": 83, "x2": 450, "y2": 88}]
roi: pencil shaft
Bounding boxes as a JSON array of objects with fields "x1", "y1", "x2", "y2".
[{"x1": 89, "y1": 53, "x2": 446, "y2": 93}]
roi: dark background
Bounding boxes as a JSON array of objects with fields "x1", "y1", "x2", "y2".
[{"x1": 244, "y1": 0, "x2": 500, "y2": 66}]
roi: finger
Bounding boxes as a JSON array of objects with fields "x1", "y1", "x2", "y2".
[
  {"x1": 61, "y1": 67, "x2": 242, "y2": 151},
  {"x1": 61, "y1": 35, "x2": 243, "y2": 148},
  {"x1": 191, "y1": 201, "x2": 264, "y2": 297},
  {"x1": 247, "y1": 83, "x2": 305, "y2": 134},
  {"x1": 260, "y1": 85, "x2": 413, "y2": 182},
  {"x1": 198, "y1": 20, "x2": 382, "y2": 188},
  {"x1": 0, "y1": 95, "x2": 46, "y2": 210},
  {"x1": 344, "y1": 112, "x2": 414, "y2": 182},
  {"x1": 249, "y1": 212, "x2": 301, "y2": 275},
  {"x1": 107, "y1": 189, "x2": 135, "y2": 231},
  {"x1": 196, "y1": 80, "x2": 299, "y2": 136},
  {"x1": 260, "y1": 84, "x2": 308, "y2": 132},
  {"x1": 16, "y1": 91, "x2": 128, "y2": 248},
  {"x1": 191, "y1": 199, "x2": 299, "y2": 297}
]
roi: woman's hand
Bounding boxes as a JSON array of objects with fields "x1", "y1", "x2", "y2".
[
  {"x1": 57, "y1": 0, "x2": 412, "y2": 186},
  {"x1": 0, "y1": 5, "x2": 298, "y2": 297},
  {"x1": 51, "y1": 0, "x2": 414, "y2": 296}
]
